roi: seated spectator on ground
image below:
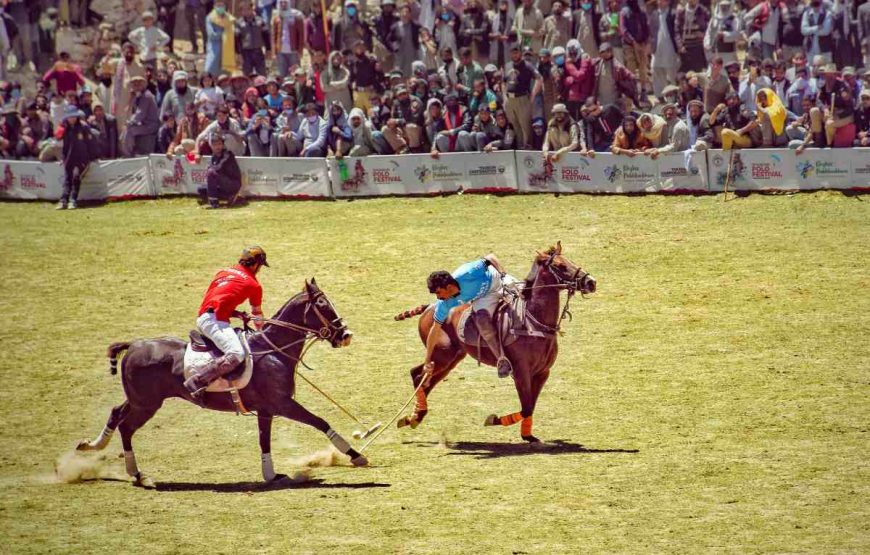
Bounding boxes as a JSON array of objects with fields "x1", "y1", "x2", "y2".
[
  {"x1": 581, "y1": 99, "x2": 620, "y2": 152},
  {"x1": 200, "y1": 133, "x2": 242, "y2": 209},
  {"x1": 430, "y1": 93, "x2": 474, "y2": 155},
  {"x1": 469, "y1": 105, "x2": 508, "y2": 152},
  {"x1": 786, "y1": 65, "x2": 813, "y2": 116},
  {"x1": 529, "y1": 117, "x2": 547, "y2": 150},
  {"x1": 611, "y1": 115, "x2": 651, "y2": 156},
  {"x1": 543, "y1": 104, "x2": 588, "y2": 163},
  {"x1": 710, "y1": 91, "x2": 755, "y2": 150},
  {"x1": 347, "y1": 108, "x2": 383, "y2": 156},
  {"x1": 88, "y1": 103, "x2": 119, "y2": 159},
  {"x1": 854, "y1": 91, "x2": 870, "y2": 147},
  {"x1": 325, "y1": 101, "x2": 353, "y2": 158},
  {"x1": 19, "y1": 102, "x2": 53, "y2": 159},
  {"x1": 157, "y1": 113, "x2": 177, "y2": 154},
  {"x1": 197, "y1": 105, "x2": 247, "y2": 156},
  {"x1": 262, "y1": 78, "x2": 286, "y2": 112},
  {"x1": 390, "y1": 86, "x2": 425, "y2": 151},
  {"x1": 0, "y1": 106, "x2": 24, "y2": 159},
  {"x1": 788, "y1": 94, "x2": 826, "y2": 152},
  {"x1": 753, "y1": 88, "x2": 789, "y2": 147},
  {"x1": 246, "y1": 109, "x2": 274, "y2": 157},
  {"x1": 826, "y1": 88, "x2": 857, "y2": 148},
  {"x1": 293, "y1": 102, "x2": 328, "y2": 157},
  {"x1": 196, "y1": 73, "x2": 224, "y2": 119},
  {"x1": 637, "y1": 113, "x2": 669, "y2": 148},
  {"x1": 272, "y1": 96, "x2": 302, "y2": 157},
  {"x1": 425, "y1": 97, "x2": 447, "y2": 155},
  {"x1": 645, "y1": 103, "x2": 690, "y2": 158}
]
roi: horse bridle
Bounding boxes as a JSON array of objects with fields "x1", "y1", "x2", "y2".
[
  {"x1": 520, "y1": 254, "x2": 586, "y2": 336},
  {"x1": 249, "y1": 291, "x2": 347, "y2": 361}
]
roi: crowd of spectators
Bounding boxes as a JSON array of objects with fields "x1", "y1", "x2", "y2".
[{"x1": 2, "y1": 0, "x2": 870, "y2": 176}]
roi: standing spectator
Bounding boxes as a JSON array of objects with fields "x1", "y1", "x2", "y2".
[
  {"x1": 600, "y1": 0, "x2": 623, "y2": 63},
  {"x1": 157, "y1": 113, "x2": 178, "y2": 154},
  {"x1": 419, "y1": 27, "x2": 440, "y2": 71},
  {"x1": 201, "y1": 133, "x2": 242, "y2": 209},
  {"x1": 574, "y1": 0, "x2": 601, "y2": 57},
  {"x1": 325, "y1": 101, "x2": 352, "y2": 158},
  {"x1": 161, "y1": 71, "x2": 197, "y2": 121},
  {"x1": 859, "y1": 0, "x2": 870, "y2": 70},
  {"x1": 543, "y1": 103, "x2": 587, "y2": 161},
  {"x1": 489, "y1": 0, "x2": 514, "y2": 69},
  {"x1": 350, "y1": 40, "x2": 382, "y2": 112},
  {"x1": 802, "y1": 0, "x2": 834, "y2": 65},
  {"x1": 196, "y1": 73, "x2": 224, "y2": 119},
  {"x1": 205, "y1": 1, "x2": 238, "y2": 77},
  {"x1": 185, "y1": 0, "x2": 208, "y2": 54},
  {"x1": 333, "y1": 0, "x2": 372, "y2": 53},
  {"x1": 743, "y1": 0, "x2": 781, "y2": 61},
  {"x1": 372, "y1": 0, "x2": 398, "y2": 70},
  {"x1": 389, "y1": 4, "x2": 420, "y2": 80},
  {"x1": 675, "y1": 0, "x2": 710, "y2": 73},
  {"x1": 56, "y1": 106, "x2": 97, "y2": 210},
  {"x1": 271, "y1": 0, "x2": 304, "y2": 76},
  {"x1": 88, "y1": 103, "x2": 119, "y2": 159},
  {"x1": 42, "y1": 53, "x2": 86, "y2": 97},
  {"x1": 246, "y1": 109, "x2": 273, "y2": 156},
  {"x1": 128, "y1": 11, "x2": 171, "y2": 67},
  {"x1": 456, "y1": 47, "x2": 485, "y2": 100},
  {"x1": 832, "y1": 0, "x2": 860, "y2": 71},
  {"x1": 438, "y1": 47, "x2": 460, "y2": 89},
  {"x1": 321, "y1": 52, "x2": 353, "y2": 114},
  {"x1": 619, "y1": 0, "x2": 650, "y2": 96},
  {"x1": 258, "y1": 0, "x2": 276, "y2": 24},
  {"x1": 562, "y1": 40, "x2": 592, "y2": 118},
  {"x1": 703, "y1": 57, "x2": 732, "y2": 114},
  {"x1": 780, "y1": 0, "x2": 806, "y2": 64},
  {"x1": 6, "y1": 0, "x2": 36, "y2": 71},
  {"x1": 291, "y1": 67, "x2": 317, "y2": 108},
  {"x1": 156, "y1": 0, "x2": 180, "y2": 53},
  {"x1": 537, "y1": 48, "x2": 562, "y2": 120},
  {"x1": 434, "y1": 8, "x2": 458, "y2": 56},
  {"x1": 0, "y1": 6, "x2": 9, "y2": 81},
  {"x1": 293, "y1": 103, "x2": 328, "y2": 157},
  {"x1": 705, "y1": 0, "x2": 741, "y2": 66},
  {"x1": 236, "y1": 1, "x2": 269, "y2": 77},
  {"x1": 460, "y1": 0, "x2": 491, "y2": 62},
  {"x1": 592, "y1": 42, "x2": 637, "y2": 107},
  {"x1": 304, "y1": 0, "x2": 332, "y2": 56},
  {"x1": 123, "y1": 76, "x2": 161, "y2": 156},
  {"x1": 542, "y1": 1, "x2": 571, "y2": 51},
  {"x1": 110, "y1": 43, "x2": 146, "y2": 133},
  {"x1": 649, "y1": 0, "x2": 680, "y2": 99},
  {"x1": 514, "y1": 0, "x2": 544, "y2": 57},
  {"x1": 503, "y1": 44, "x2": 540, "y2": 149}
]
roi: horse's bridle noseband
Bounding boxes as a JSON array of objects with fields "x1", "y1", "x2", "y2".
[
  {"x1": 250, "y1": 291, "x2": 348, "y2": 361},
  {"x1": 544, "y1": 252, "x2": 586, "y2": 294}
]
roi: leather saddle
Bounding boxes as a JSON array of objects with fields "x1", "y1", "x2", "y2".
[
  {"x1": 458, "y1": 288, "x2": 553, "y2": 349},
  {"x1": 186, "y1": 329, "x2": 247, "y2": 382}
]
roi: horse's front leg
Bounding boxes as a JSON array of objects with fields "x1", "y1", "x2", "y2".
[
  {"x1": 277, "y1": 399, "x2": 368, "y2": 467},
  {"x1": 484, "y1": 364, "x2": 540, "y2": 443}
]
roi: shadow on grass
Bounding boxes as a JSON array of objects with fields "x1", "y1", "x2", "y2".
[
  {"x1": 405, "y1": 439, "x2": 639, "y2": 460},
  {"x1": 154, "y1": 477, "x2": 391, "y2": 493}
]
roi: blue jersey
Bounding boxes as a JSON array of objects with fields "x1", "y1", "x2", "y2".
[{"x1": 433, "y1": 259, "x2": 494, "y2": 324}]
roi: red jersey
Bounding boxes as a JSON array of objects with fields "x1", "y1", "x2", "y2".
[{"x1": 198, "y1": 264, "x2": 263, "y2": 322}]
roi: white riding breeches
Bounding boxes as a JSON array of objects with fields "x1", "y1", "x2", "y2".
[
  {"x1": 471, "y1": 269, "x2": 520, "y2": 315},
  {"x1": 196, "y1": 312, "x2": 245, "y2": 359}
]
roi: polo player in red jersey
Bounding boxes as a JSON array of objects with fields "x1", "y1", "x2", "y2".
[{"x1": 183, "y1": 246, "x2": 269, "y2": 397}]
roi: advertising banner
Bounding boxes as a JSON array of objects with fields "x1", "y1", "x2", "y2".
[
  {"x1": 330, "y1": 153, "x2": 463, "y2": 197},
  {"x1": 0, "y1": 160, "x2": 64, "y2": 200},
  {"x1": 657, "y1": 151, "x2": 709, "y2": 192},
  {"x1": 706, "y1": 149, "x2": 796, "y2": 191},
  {"x1": 237, "y1": 157, "x2": 330, "y2": 198},
  {"x1": 849, "y1": 148, "x2": 870, "y2": 190},
  {"x1": 79, "y1": 157, "x2": 155, "y2": 200},
  {"x1": 149, "y1": 154, "x2": 209, "y2": 195}
]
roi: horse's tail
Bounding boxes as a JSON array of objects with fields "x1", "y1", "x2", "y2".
[
  {"x1": 106, "y1": 342, "x2": 131, "y2": 375},
  {"x1": 394, "y1": 304, "x2": 430, "y2": 321}
]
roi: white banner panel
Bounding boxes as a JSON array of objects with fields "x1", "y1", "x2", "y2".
[
  {"x1": 237, "y1": 157, "x2": 330, "y2": 198},
  {"x1": 706, "y1": 149, "x2": 797, "y2": 191},
  {"x1": 79, "y1": 157, "x2": 155, "y2": 200},
  {"x1": 0, "y1": 159, "x2": 64, "y2": 200},
  {"x1": 849, "y1": 147, "x2": 870, "y2": 189},
  {"x1": 330, "y1": 153, "x2": 464, "y2": 197},
  {"x1": 657, "y1": 151, "x2": 709, "y2": 192},
  {"x1": 149, "y1": 154, "x2": 209, "y2": 195},
  {"x1": 459, "y1": 150, "x2": 518, "y2": 193}
]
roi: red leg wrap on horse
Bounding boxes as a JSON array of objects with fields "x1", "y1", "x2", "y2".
[
  {"x1": 415, "y1": 388, "x2": 428, "y2": 413},
  {"x1": 499, "y1": 412, "x2": 522, "y2": 426},
  {"x1": 521, "y1": 416, "x2": 533, "y2": 436}
]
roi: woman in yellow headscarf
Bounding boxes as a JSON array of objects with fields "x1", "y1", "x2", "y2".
[
  {"x1": 205, "y1": 1, "x2": 237, "y2": 76},
  {"x1": 754, "y1": 88, "x2": 788, "y2": 147},
  {"x1": 637, "y1": 113, "x2": 668, "y2": 148}
]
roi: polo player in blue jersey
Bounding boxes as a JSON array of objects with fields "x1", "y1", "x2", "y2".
[{"x1": 424, "y1": 254, "x2": 517, "y2": 378}]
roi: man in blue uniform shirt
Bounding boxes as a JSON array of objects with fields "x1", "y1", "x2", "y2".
[{"x1": 425, "y1": 254, "x2": 516, "y2": 378}]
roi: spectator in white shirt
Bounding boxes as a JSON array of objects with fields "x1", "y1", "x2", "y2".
[{"x1": 128, "y1": 11, "x2": 171, "y2": 66}]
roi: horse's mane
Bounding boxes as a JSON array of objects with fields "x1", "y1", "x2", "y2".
[
  {"x1": 269, "y1": 290, "x2": 311, "y2": 322},
  {"x1": 522, "y1": 245, "x2": 559, "y2": 300}
]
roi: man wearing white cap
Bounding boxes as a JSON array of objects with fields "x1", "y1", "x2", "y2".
[
  {"x1": 128, "y1": 11, "x2": 171, "y2": 66},
  {"x1": 160, "y1": 71, "x2": 198, "y2": 121}
]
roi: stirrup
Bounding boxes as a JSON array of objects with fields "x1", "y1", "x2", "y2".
[{"x1": 183, "y1": 374, "x2": 207, "y2": 398}]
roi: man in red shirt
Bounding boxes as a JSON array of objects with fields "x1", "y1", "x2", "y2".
[{"x1": 183, "y1": 246, "x2": 269, "y2": 397}]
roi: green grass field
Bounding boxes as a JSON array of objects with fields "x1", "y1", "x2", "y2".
[{"x1": 0, "y1": 193, "x2": 867, "y2": 554}]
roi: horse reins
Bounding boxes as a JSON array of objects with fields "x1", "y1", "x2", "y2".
[{"x1": 512, "y1": 255, "x2": 585, "y2": 336}]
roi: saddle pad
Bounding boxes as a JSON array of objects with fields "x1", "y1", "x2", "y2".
[{"x1": 183, "y1": 333, "x2": 254, "y2": 393}]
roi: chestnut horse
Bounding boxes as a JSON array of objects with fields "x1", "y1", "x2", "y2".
[
  {"x1": 76, "y1": 280, "x2": 368, "y2": 488},
  {"x1": 395, "y1": 243, "x2": 596, "y2": 443}
]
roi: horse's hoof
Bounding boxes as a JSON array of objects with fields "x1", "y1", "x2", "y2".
[
  {"x1": 268, "y1": 473, "x2": 289, "y2": 483},
  {"x1": 522, "y1": 434, "x2": 542, "y2": 444},
  {"x1": 397, "y1": 417, "x2": 409, "y2": 428},
  {"x1": 133, "y1": 473, "x2": 156, "y2": 489},
  {"x1": 75, "y1": 440, "x2": 93, "y2": 451},
  {"x1": 351, "y1": 455, "x2": 369, "y2": 467},
  {"x1": 397, "y1": 416, "x2": 419, "y2": 429},
  {"x1": 484, "y1": 414, "x2": 498, "y2": 426}
]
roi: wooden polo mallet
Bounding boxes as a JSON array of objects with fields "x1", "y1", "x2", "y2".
[{"x1": 295, "y1": 370, "x2": 382, "y2": 440}]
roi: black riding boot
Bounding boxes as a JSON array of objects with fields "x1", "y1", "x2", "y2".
[
  {"x1": 474, "y1": 310, "x2": 513, "y2": 378},
  {"x1": 183, "y1": 354, "x2": 241, "y2": 397}
]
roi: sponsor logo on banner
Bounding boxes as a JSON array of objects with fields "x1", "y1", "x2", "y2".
[
  {"x1": 341, "y1": 160, "x2": 367, "y2": 192},
  {"x1": 414, "y1": 163, "x2": 463, "y2": 184},
  {"x1": 813, "y1": 160, "x2": 848, "y2": 179},
  {"x1": 525, "y1": 155, "x2": 555, "y2": 189},
  {"x1": 371, "y1": 160, "x2": 402, "y2": 185},
  {"x1": 749, "y1": 153, "x2": 784, "y2": 180},
  {"x1": 620, "y1": 163, "x2": 656, "y2": 184},
  {"x1": 797, "y1": 160, "x2": 814, "y2": 179},
  {"x1": 468, "y1": 164, "x2": 507, "y2": 177},
  {"x1": 604, "y1": 164, "x2": 622, "y2": 183},
  {"x1": 1, "y1": 164, "x2": 14, "y2": 191},
  {"x1": 244, "y1": 167, "x2": 278, "y2": 187},
  {"x1": 559, "y1": 158, "x2": 592, "y2": 182},
  {"x1": 711, "y1": 152, "x2": 746, "y2": 186}
]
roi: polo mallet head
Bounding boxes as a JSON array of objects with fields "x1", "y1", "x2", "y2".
[{"x1": 352, "y1": 421, "x2": 382, "y2": 440}]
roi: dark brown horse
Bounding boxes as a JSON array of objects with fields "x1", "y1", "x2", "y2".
[
  {"x1": 395, "y1": 243, "x2": 596, "y2": 443},
  {"x1": 77, "y1": 279, "x2": 368, "y2": 488}
]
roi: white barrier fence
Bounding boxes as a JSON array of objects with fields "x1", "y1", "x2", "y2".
[{"x1": 1, "y1": 148, "x2": 868, "y2": 201}]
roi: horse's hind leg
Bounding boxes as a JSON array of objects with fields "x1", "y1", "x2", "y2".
[
  {"x1": 276, "y1": 399, "x2": 368, "y2": 467},
  {"x1": 118, "y1": 404, "x2": 162, "y2": 488},
  {"x1": 77, "y1": 401, "x2": 130, "y2": 451}
]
